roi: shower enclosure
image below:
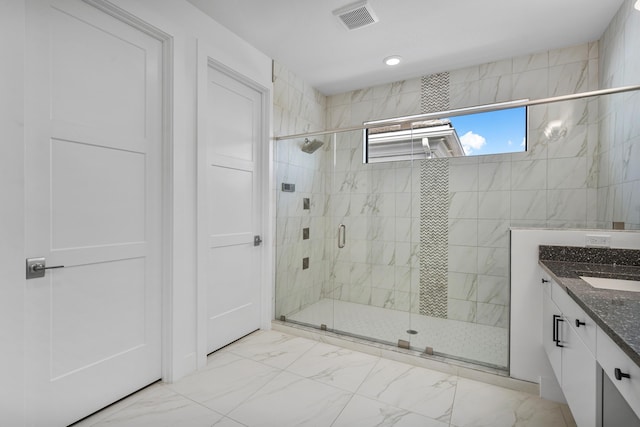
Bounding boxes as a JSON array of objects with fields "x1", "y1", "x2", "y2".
[
  {"x1": 274, "y1": 86, "x2": 640, "y2": 372},
  {"x1": 275, "y1": 126, "x2": 509, "y2": 371}
]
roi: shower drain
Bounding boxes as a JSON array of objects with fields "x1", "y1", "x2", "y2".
[{"x1": 406, "y1": 329, "x2": 418, "y2": 335}]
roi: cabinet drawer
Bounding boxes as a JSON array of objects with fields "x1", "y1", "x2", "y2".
[
  {"x1": 597, "y1": 327, "x2": 640, "y2": 419},
  {"x1": 552, "y1": 282, "x2": 596, "y2": 355}
]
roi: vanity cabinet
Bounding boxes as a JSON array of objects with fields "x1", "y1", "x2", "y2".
[
  {"x1": 542, "y1": 277, "x2": 597, "y2": 427},
  {"x1": 597, "y1": 327, "x2": 640, "y2": 420}
]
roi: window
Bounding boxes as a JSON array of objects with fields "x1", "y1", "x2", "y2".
[{"x1": 363, "y1": 106, "x2": 528, "y2": 163}]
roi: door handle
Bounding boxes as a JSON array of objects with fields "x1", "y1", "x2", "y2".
[
  {"x1": 26, "y1": 257, "x2": 64, "y2": 280},
  {"x1": 338, "y1": 224, "x2": 346, "y2": 248}
]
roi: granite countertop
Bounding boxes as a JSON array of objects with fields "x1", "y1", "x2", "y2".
[{"x1": 538, "y1": 245, "x2": 640, "y2": 368}]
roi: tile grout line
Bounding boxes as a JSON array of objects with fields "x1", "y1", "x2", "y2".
[
  {"x1": 326, "y1": 392, "x2": 357, "y2": 427},
  {"x1": 447, "y1": 373, "x2": 462, "y2": 427},
  {"x1": 216, "y1": 332, "x2": 364, "y2": 422}
]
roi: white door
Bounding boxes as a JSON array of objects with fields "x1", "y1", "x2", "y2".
[
  {"x1": 24, "y1": 1, "x2": 163, "y2": 425},
  {"x1": 198, "y1": 52, "x2": 264, "y2": 354}
]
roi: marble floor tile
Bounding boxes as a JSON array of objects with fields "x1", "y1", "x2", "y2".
[
  {"x1": 357, "y1": 357, "x2": 457, "y2": 423},
  {"x1": 71, "y1": 383, "x2": 169, "y2": 427},
  {"x1": 87, "y1": 384, "x2": 224, "y2": 427},
  {"x1": 226, "y1": 329, "x2": 318, "y2": 369},
  {"x1": 331, "y1": 394, "x2": 448, "y2": 427},
  {"x1": 227, "y1": 371, "x2": 352, "y2": 427},
  {"x1": 73, "y1": 330, "x2": 575, "y2": 427},
  {"x1": 168, "y1": 351, "x2": 280, "y2": 415},
  {"x1": 286, "y1": 341, "x2": 379, "y2": 392},
  {"x1": 450, "y1": 377, "x2": 569, "y2": 427},
  {"x1": 212, "y1": 417, "x2": 248, "y2": 427}
]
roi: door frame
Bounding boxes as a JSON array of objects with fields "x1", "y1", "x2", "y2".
[
  {"x1": 84, "y1": 0, "x2": 175, "y2": 381},
  {"x1": 196, "y1": 45, "x2": 271, "y2": 368}
]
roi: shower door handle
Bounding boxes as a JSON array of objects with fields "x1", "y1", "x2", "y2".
[{"x1": 338, "y1": 224, "x2": 346, "y2": 248}]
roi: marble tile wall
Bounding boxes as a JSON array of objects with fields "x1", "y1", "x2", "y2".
[
  {"x1": 274, "y1": 14, "x2": 634, "y2": 341},
  {"x1": 597, "y1": 0, "x2": 640, "y2": 230},
  {"x1": 326, "y1": 41, "x2": 601, "y2": 331},
  {"x1": 273, "y1": 62, "x2": 329, "y2": 318}
]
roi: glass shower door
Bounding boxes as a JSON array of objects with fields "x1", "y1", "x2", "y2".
[
  {"x1": 328, "y1": 128, "x2": 413, "y2": 347},
  {"x1": 274, "y1": 135, "x2": 333, "y2": 331}
]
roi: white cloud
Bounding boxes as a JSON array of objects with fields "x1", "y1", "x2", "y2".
[
  {"x1": 507, "y1": 140, "x2": 513, "y2": 146},
  {"x1": 520, "y1": 136, "x2": 526, "y2": 147},
  {"x1": 460, "y1": 131, "x2": 486, "y2": 155}
]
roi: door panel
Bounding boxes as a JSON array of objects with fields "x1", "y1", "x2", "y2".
[
  {"x1": 543, "y1": 287, "x2": 563, "y2": 382},
  {"x1": 561, "y1": 323, "x2": 596, "y2": 427},
  {"x1": 50, "y1": 3, "x2": 147, "y2": 137},
  {"x1": 51, "y1": 139, "x2": 146, "y2": 248},
  {"x1": 50, "y1": 258, "x2": 146, "y2": 379},
  {"x1": 199, "y1": 52, "x2": 263, "y2": 355},
  {"x1": 24, "y1": 1, "x2": 163, "y2": 425},
  {"x1": 207, "y1": 81, "x2": 255, "y2": 162},
  {"x1": 208, "y1": 166, "x2": 253, "y2": 236}
]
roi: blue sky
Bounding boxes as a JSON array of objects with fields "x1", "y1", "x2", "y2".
[{"x1": 449, "y1": 107, "x2": 527, "y2": 156}]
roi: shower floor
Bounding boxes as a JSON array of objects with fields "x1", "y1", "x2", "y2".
[{"x1": 288, "y1": 299, "x2": 508, "y2": 369}]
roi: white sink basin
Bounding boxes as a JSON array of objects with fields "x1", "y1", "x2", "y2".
[{"x1": 580, "y1": 276, "x2": 640, "y2": 292}]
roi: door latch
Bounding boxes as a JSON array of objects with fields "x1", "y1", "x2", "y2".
[
  {"x1": 254, "y1": 235, "x2": 263, "y2": 247},
  {"x1": 26, "y1": 257, "x2": 65, "y2": 280}
]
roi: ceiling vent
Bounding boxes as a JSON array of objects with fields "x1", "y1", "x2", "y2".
[{"x1": 333, "y1": 1, "x2": 379, "y2": 31}]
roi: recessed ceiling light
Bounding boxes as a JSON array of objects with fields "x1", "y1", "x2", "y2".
[{"x1": 384, "y1": 55, "x2": 402, "y2": 66}]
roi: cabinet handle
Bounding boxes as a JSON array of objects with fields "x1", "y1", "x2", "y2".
[
  {"x1": 614, "y1": 368, "x2": 631, "y2": 381},
  {"x1": 575, "y1": 319, "x2": 586, "y2": 328},
  {"x1": 541, "y1": 278, "x2": 549, "y2": 284},
  {"x1": 553, "y1": 315, "x2": 564, "y2": 347}
]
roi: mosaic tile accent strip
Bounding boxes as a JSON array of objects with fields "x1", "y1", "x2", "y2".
[
  {"x1": 421, "y1": 73, "x2": 450, "y2": 113},
  {"x1": 419, "y1": 159, "x2": 449, "y2": 318}
]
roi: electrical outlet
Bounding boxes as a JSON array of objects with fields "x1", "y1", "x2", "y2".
[{"x1": 585, "y1": 234, "x2": 611, "y2": 248}]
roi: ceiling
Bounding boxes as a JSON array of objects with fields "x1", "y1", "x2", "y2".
[{"x1": 186, "y1": 0, "x2": 624, "y2": 95}]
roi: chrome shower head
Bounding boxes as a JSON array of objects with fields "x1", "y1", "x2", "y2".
[{"x1": 301, "y1": 138, "x2": 324, "y2": 154}]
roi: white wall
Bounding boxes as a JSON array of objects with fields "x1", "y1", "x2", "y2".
[
  {"x1": 104, "y1": 0, "x2": 273, "y2": 378},
  {"x1": 0, "y1": 1, "x2": 272, "y2": 424}
]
